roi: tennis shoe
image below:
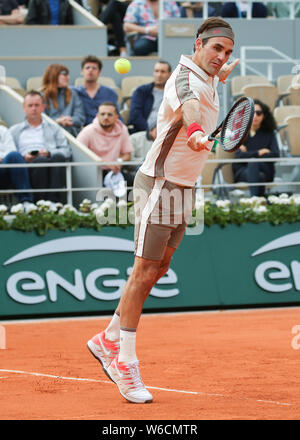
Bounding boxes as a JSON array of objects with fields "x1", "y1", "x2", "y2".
[
  {"x1": 87, "y1": 331, "x2": 120, "y2": 376},
  {"x1": 107, "y1": 356, "x2": 153, "y2": 404}
]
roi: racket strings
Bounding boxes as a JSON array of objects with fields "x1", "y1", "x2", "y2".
[{"x1": 221, "y1": 100, "x2": 253, "y2": 151}]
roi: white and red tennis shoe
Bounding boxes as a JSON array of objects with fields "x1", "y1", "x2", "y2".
[
  {"x1": 87, "y1": 331, "x2": 120, "y2": 376},
  {"x1": 107, "y1": 355, "x2": 153, "y2": 404}
]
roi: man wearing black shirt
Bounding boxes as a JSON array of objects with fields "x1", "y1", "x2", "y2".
[{"x1": 0, "y1": 0, "x2": 25, "y2": 23}]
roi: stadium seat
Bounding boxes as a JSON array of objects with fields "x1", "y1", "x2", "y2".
[
  {"x1": 231, "y1": 75, "x2": 270, "y2": 99},
  {"x1": 284, "y1": 116, "x2": 300, "y2": 156},
  {"x1": 26, "y1": 76, "x2": 43, "y2": 91},
  {"x1": 274, "y1": 105, "x2": 300, "y2": 126},
  {"x1": 240, "y1": 84, "x2": 279, "y2": 111},
  {"x1": 286, "y1": 86, "x2": 300, "y2": 105},
  {"x1": 121, "y1": 76, "x2": 153, "y2": 106},
  {"x1": 273, "y1": 105, "x2": 300, "y2": 152},
  {"x1": 276, "y1": 74, "x2": 295, "y2": 103},
  {"x1": 5, "y1": 77, "x2": 26, "y2": 97}
]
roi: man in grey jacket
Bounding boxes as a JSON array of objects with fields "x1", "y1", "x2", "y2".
[{"x1": 9, "y1": 90, "x2": 71, "y2": 202}]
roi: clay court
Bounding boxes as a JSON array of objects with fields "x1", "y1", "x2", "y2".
[{"x1": 1, "y1": 306, "x2": 300, "y2": 420}]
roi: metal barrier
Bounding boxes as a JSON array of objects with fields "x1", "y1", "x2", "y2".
[
  {"x1": 162, "y1": 0, "x2": 299, "y2": 20},
  {"x1": 1, "y1": 156, "x2": 299, "y2": 206}
]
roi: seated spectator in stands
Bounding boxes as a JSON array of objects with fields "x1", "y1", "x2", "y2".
[
  {"x1": 180, "y1": 2, "x2": 216, "y2": 18},
  {"x1": 77, "y1": 101, "x2": 133, "y2": 186},
  {"x1": 128, "y1": 60, "x2": 171, "y2": 133},
  {"x1": 74, "y1": 55, "x2": 120, "y2": 126},
  {"x1": 267, "y1": 2, "x2": 300, "y2": 18},
  {"x1": 232, "y1": 99, "x2": 279, "y2": 197},
  {"x1": 99, "y1": 0, "x2": 131, "y2": 57},
  {"x1": 42, "y1": 64, "x2": 85, "y2": 137},
  {"x1": 9, "y1": 91, "x2": 71, "y2": 203},
  {"x1": 0, "y1": 0, "x2": 26, "y2": 24},
  {"x1": 0, "y1": 124, "x2": 33, "y2": 203},
  {"x1": 123, "y1": 0, "x2": 180, "y2": 56},
  {"x1": 26, "y1": 0, "x2": 74, "y2": 25},
  {"x1": 222, "y1": 1, "x2": 267, "y2": 18}
]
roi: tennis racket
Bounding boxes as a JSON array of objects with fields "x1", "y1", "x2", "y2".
[{"x1": 201, "y1": 97, "x2": 254, "y2": 152}]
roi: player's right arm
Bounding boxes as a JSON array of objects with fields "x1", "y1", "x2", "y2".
[{"x1": 181, "y1": 99, "x2": 210, "y2": 152}]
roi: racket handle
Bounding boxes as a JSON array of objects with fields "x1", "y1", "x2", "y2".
[{"x1": 200, "y1": 135, "x2": 209, "y2": 145}]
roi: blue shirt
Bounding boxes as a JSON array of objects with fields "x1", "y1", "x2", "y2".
[
  {"x1": 49, "y1": 0, "x2": 60, "y2": 25},
  {"x1": 74, "y1": 85, "x2": 119, "y2": 126}
]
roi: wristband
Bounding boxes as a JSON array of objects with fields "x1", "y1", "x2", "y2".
[{"x1": 186, "y1": 123, "x2": 204, "y2": 138}]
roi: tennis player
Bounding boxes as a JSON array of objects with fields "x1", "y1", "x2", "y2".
[{"x1": 87, "y1": 17, "x2": 239, "y2": 404}]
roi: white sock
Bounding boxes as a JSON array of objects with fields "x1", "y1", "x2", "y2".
[
  {"x1": 118, "y1": 329, "x2": 138, "y2": 363},
  {"x1": 104, "y1": 312, "x2": 120, "y2": 342}
]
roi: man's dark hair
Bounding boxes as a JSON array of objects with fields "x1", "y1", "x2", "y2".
[
  {"x1": 195, "y1": 17, "x2": 233, "y2": 49},
  {"x1": 98, "y1": 101, "x2": 118, "y2": 112},
  {"x1": 155, "y1": 60, "x2": 172, "y2": 72},
  {"x1": 24, "y1": 90, "x2": 45, "y2": 103},
  {"x1": 81, "y1": 55, "x2": 103, "y2": 71}
]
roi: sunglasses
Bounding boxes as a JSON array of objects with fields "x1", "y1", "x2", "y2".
[
  {"x1": 254, "y1": 110, "x2": 263, "y2": 116},
  {"x1": 60, "y1": 71, "x2": 69, "y2": 76}
]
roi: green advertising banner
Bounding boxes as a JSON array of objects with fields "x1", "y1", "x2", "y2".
[{"x1": 0, "y1": 223, "x2": 299, "y2": 319}]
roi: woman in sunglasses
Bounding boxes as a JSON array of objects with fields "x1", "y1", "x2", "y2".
[
  {"x1": 42, "y1": 64, "x2": 85, "y2": 136},
  {"x1": 232, "y1": 99, "x2": 279, "y2": 197}
]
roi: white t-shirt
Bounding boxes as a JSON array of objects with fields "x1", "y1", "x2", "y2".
[
  {"x1": 0, "y1": 125, "x2": 16, "y2": 159},
  {"x1": 17, "y1": 123, "x2": 45, "y2": 156},
  {"x1": 140, "y1": 55, "x2": 219, "y2": 187}
]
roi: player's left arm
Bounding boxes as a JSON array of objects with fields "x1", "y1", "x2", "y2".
[{"x1": 218, "y1": 58, "x2": 240, "y2": 84}]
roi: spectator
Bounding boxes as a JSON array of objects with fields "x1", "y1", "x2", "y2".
[
  {"x1": 267, "y1": 2, "x2": 300, "y2": 18},
  {"x1": 232, "y1": 99, "x2": 279, "y2": 197},
  {"x1": 74, "y1": 55, "x2": 120, "y2": 126},
  {"x1": 222, "y1": 1, "x2": 267, "y2": 18},
  {"x1": 180, "y1": 2, "x2": 216, "y2": 18},
  {"x1": 26, "y1": 0, "x2": 74, "y2": 25},
  {"x1": 77, "y1": 101, "x2": 133, "y2": 186},
  {"x1": 9, "y1": 91, "x2": 71, "y2": 203},
  {"x1": 123, "y1": 0, "x2": 180, "y2": 56},
  {"x1": 99, "y1": 0, "x2": 131, "y2": 57},
  {"x1": 128, "y1": 60, "x2": 171, "y2": 133},
  {"x1": 0, "y1": 124, "x2": 33, "y2": 203},
  {"x1": 0, "y1": 0, "x2": 26, "y2": 24},
  {"x1": 42, "y1": 64, "x2": 85, "y2": 137}
]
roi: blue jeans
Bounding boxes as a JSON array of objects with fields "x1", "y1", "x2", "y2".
[
  {"x1": 0, "y1": 151, "x2": 33, "y2": 202},
  {"x1": 234, "y1": 162, "x2": 274, "y2": 196},
  {"x1": 132, "y1": 37, "x2": 157, "y2": 56}
]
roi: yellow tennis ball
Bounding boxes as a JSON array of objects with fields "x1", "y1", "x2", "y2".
[{"x1": 114, "y1": 58, "x2": 131, "y2": 74}]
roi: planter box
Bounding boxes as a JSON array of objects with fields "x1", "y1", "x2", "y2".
[{"x1": 0, "y1": 223, "x2": 299, "y2": 319}]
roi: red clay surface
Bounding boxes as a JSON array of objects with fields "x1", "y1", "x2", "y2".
[{"x1": 1, "y1": 307, "x2": 300, "y2": 420}]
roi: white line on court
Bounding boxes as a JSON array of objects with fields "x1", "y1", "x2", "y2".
[{"x1": 0, "y1": 368, "x2": 292, "y2": 407}]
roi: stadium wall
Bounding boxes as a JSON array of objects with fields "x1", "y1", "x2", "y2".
[{"x1": 0, "y1": 224, "x2": 299, "y2": 320}]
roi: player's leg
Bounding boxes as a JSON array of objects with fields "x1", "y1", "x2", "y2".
[{"x1": 107, "y1": 247, "x2": 175, "y2": 403}]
